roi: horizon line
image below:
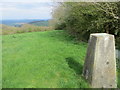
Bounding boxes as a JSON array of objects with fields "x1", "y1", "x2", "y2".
[{"x1": 0, "y1": 18, "x2": 51, "y2": 21}]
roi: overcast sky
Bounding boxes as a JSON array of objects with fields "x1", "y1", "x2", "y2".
[{"x1": 0, "y1": 0, "x2": 55, "y2": 20}]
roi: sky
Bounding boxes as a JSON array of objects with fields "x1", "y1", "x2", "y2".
[
  {"x1": 0, "y1": 0, "x2": 55, "y2": 20},
  {"x1": 0, "y1": 0, "x2": 117, "y2": 20}
]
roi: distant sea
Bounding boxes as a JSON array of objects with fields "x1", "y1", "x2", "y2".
[{"x1": 0, "y1": 19, "x2": 49, "y2": 26}]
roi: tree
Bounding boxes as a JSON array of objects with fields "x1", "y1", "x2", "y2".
[{"x1": 51, "y1": 2, "x2": 120, "y2": 48}]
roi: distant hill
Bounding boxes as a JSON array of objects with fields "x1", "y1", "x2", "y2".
[
  {"x1": 29, "y1": 20, "x2": 49, "y2": 26},
  {"x1": 0, "y1": 19, "x2": 49, "y2": 27}
]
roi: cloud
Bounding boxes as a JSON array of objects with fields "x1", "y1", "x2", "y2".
[
  {"x1": 1, "y1": 2, "x2": 54, "y2": 20},
  {"x1": 1, "y1": 2, "x2": 54, "y2": 9},
  {"x1": 1, "y1": 0, "x2": 53, "y2": 3}
]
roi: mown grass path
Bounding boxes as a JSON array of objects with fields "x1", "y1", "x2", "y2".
[{"x1": 2, "y1": 30, "x2": 89, "y2": 88}]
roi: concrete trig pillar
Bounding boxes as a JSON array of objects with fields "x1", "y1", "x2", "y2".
[{"x1": 83, "y1": 33, "x2": 117, "y2": 88}]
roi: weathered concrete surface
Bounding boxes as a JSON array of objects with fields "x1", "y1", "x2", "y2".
[{"x1": 83, "y1": 33, "x2": 117, "y2": 88}]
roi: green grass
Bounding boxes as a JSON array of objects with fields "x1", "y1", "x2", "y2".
[
  {"x1": 2, "y1": 30, "x2": 89, "y2": 88},
  {"x1": 2, "y1": 30, "x2": 120, "y2": 88},
  {"x1": 118, "y1": 69, "x2": 120, "y2": 88}
]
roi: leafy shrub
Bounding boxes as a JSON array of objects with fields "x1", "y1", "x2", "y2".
[{"x1": 51, "y1": 2, "x2": 120, "y2": 47}]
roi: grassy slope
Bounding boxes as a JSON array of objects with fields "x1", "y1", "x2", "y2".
[
  {"x1": 2, "y1": 30, "x2": 120, "y2": 88},
  {"x1": 2, "y1": 30, "x2": 89, "y2": 88}
]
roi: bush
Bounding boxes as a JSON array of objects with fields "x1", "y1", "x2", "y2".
[{"x1": 51, "y1": 2, "x2": 120, "y2": 47}]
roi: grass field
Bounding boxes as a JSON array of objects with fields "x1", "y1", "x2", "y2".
[
  {"x1": 2, "y1": 30, "x2": 89, "y2": 88},
  {"x1": 2, "y1": 30, "x2": 120, "y2": 88}
]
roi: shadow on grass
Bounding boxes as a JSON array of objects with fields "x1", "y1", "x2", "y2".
[
  {"x1": 65, "y1": 57, "x2": 91, "y2": 88},
  {"x1": 65, "y1": 57, "x2": 83, "y2": 75},
  {"x1": 118, "y1": 69, "x2": 120, "y2": 88},
  {"x1": 47, "y1": 30, "x2": 88, "y2": 48}
]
